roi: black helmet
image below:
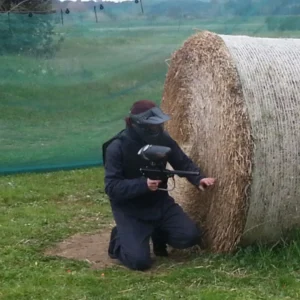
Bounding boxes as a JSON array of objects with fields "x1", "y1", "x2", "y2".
[{"x1": 129, "y1": 106, "x2": 171, "y2": 144}]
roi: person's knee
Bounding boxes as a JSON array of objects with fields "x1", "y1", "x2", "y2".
[
  {"x1": 120, "y1": 251, "x2": 152, "y2": 271},
  {"x1": 129, "y1": 254, "x2": 152, "y2": 271}
]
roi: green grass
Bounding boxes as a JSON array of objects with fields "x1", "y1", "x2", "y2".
[
  {"x1": 1, "y1": 17, "x2": 300, "y2": 298},
  {"x1": 1, "y1": 168, "x2": 300, "y2": 299}
]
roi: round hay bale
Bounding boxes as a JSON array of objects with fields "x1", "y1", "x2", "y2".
[{"x1": 161, "y1": 30, "x2": 300, "y2": 253}]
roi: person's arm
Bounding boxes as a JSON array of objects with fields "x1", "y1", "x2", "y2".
[
  {"x1": 167, "y1": 138, "x2": 206, "y2": 187},
  {"x1": 104, "y1": 140, "x2": 149, "y2": 204}
]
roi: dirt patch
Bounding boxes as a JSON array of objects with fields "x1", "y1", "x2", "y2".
[
  {"x1": 44, "y1": 227, "x2": 119, "y2": 270},
  {"x1": 44, "y1": 227, "x2": 198, "y2": 271}
]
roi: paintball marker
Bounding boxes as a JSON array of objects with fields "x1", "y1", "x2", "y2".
[{"x1": 138, "y1": 144, "x2": 200, "y2": 191}]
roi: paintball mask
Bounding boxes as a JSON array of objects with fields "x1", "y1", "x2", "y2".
[{"x1": 129, "y1": 107, "x2": 171, "y2": 144}]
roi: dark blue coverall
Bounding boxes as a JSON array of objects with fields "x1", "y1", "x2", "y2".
[{"x1": 103, "y1": 126, "x2": 205, "y2": 271}]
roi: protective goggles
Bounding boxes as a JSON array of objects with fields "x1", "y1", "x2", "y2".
[{"x1": 129, "y1": 107, "x2": 170, "y2": 125}]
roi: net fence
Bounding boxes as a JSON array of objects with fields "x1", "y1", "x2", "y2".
[{"x1": 1, "y1": 0, "x2": 299, "y2": 175}]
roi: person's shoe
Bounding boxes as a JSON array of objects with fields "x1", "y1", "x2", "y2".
[
  {"x1": 108, "y1": 226, "x2": 118, "y2": 259},
  {"x1": 153, "y1": 243, "x2": 168, "y2": 257}
]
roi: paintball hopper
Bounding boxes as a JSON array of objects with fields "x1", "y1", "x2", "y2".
[
  {"x1": 138, "y1": 144, "x2": 201, "y2": 192},
  {"x1": 137, "y1": 145, "x2": 171, "y2": 164}
]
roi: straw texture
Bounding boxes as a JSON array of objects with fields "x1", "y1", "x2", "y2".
[{"x1": 162, "y1": 31, "x2": 300, "y2": 252}]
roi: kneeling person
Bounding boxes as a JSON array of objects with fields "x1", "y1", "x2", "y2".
[{"x1": 102, "y1": 100, "x2": 215, "y2": 271}]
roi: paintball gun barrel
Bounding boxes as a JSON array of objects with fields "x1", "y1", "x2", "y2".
[{"x1": 138, "y1": 144, "x2": 200, "y2": 191}]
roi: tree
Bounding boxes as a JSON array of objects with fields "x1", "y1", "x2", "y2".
[
  {"x1": 0, "y1": 0, "x2": 63, "y2": 57},
  {"x1": 1, "y1": 0, "x2": 53, "y2": 13}
]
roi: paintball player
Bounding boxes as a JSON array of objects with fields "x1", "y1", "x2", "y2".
[{"x1": 102, "y1": 100, "x2": 215, "y2": 271}]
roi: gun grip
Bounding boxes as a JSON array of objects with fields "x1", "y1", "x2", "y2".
[{"x1": 158, "y1": 179, "x2": 168, "y2": 190}]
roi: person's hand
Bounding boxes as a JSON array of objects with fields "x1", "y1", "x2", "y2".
[
  {"x1": 199, "y1": 178, "x2": 216, "y2": 191},
  {"x1": 147, "y1": 179, "x2": 162, "y2": 191}
]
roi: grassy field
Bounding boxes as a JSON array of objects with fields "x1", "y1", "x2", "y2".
[
  {"x1": 0, "y1": 25, "x2": 174, "y2": 172},
  {"x1": 1, "y1": 168, "x2": 300, "y2": 299},
  {"x1": 1, "y1": 15, "x2": 300, "y2": 299}
]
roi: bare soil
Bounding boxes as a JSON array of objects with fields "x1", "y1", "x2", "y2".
[
  {"x1": 44, "y1": 227, "x2": 197, "y2": 271},
  {"x1": 44, "y1": 228, "x2": 120, "y2": 270}
]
